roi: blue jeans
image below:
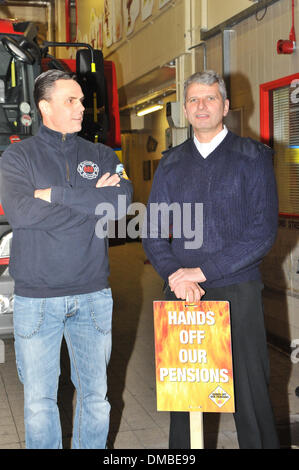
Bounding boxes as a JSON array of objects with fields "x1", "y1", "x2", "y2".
[{"x1": 13, "y1": 289, "x2": 113, "y2": 449}]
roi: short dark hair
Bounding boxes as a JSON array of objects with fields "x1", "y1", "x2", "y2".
[{"x1": 34, "y1": 69, "x2": 77, "y2": 110}]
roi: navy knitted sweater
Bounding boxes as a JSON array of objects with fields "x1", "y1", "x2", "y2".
[{"x1": 142, "y1": 131, "x2": 278, "y2": 289}]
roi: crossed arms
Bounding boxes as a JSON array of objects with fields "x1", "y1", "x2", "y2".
[
  {"x1": 0, "y1": 147, "x2": 133, "y2": 232},
  {"x1": 34, "y1": 172, "x2": 121, "y2": 203}
]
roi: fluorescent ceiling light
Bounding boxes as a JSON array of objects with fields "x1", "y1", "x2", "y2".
[{"x1": 137, "y1": 104, "x2": 163, "y2": 116}]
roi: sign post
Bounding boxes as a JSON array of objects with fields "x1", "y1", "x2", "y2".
[
  {"x1": 153, "y1": 300, "x2": 235, "y2": 449},
  {"x1": 190, "y1": 412, "x2": 204, "y2": 449}
]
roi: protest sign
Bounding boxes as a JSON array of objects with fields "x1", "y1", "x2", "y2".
[{"x1": 153, "y1": 300, "x2": 234, "y2": 413}]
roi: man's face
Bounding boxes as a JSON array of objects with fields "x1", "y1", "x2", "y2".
[
  {"x1": 40, "y1": 79, "x2": 85, "y2": 134},
  {"x1": 184, "y1": 82, "x2": 229, "y2": 142}
]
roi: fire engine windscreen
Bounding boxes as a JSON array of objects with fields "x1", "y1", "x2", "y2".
[{"x1": 0, "y1": 40, "x2": 34, "y2": 140}]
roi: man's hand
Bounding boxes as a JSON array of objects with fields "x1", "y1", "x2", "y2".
[
  {"x1": 169, "y1": 267, "x2": 206, "y2": 291},
  {"x1": 34, "y1": 188, "x2": 51, "y2": 203},
  {"x1": 96, "y1": 172, "x2": 120, "y2": 188},
  {"x1": 172, "y1": 280, "x2": 205, "y2": 303}
]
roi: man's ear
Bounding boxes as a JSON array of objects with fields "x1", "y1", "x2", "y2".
[
  {"x1": 223, "y1": 99, "x2": 230, "y2": 117},
  {"x1": 183, "y1": 104, "x2": 188, "y2": 119},
  {"x1": 38, "y1": 99, "x2": 50, "y2": 117}
]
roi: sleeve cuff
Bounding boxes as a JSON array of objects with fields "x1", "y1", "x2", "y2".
[
  {"x1": 161, "y1": 262, "x2": 185, "y2": 283},
  {"x1": 50, "y1": 186, "x2": 64, "y2": 204},
  {"x1": 199, "y1": 257, "x2": 223, "y2": 283}
]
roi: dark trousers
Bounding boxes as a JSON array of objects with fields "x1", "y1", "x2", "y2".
[{"x1": 165, "y1": 280, "x2": 280, "y2": 449}]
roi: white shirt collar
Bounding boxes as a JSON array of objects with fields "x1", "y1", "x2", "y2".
[{"x1": 193, "y1": 125, "x2": 228, "y2": 158}]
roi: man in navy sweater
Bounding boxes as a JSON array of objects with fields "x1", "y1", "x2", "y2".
[
  {"x1": 0, "y1": 70, "x2": 133, "y2": 449},
  {"x1": 143, "y1": 70, "x2": 280, "y2": 448}
]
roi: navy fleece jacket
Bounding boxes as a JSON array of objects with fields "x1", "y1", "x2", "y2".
[
  {"x1": 142, "y1": 131, "x2": 278, "y2": 288},
  {"x1": 0, "y1": 124, "x2": 133, "y2": 297}
]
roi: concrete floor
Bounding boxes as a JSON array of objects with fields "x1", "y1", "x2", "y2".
[{"x1": 0, "y1": 242, "x2": 298, "y2": 449}]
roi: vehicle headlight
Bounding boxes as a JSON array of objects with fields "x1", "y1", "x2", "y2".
[
  {"x1": 0, "y1": 231, "x2": 12, "y2": 259},
  {"x1": 0, "y1": 294, "x2": 13, "y2": 314}
]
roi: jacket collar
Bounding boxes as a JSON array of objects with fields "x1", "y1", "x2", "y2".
[{"x1": 37, "y1": 124, "x2": 77, "y2": 145}]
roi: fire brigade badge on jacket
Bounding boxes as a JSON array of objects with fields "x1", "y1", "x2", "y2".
[{"x1": 77, "y1": 161, "x2": 100, "y2": 179}]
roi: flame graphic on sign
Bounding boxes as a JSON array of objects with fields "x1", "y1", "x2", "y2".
[{"x1": 153, "y1": 301, "x2": 235, "y2": 412}]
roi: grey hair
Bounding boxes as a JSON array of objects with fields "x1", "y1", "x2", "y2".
[{"x1": 184, "y1": 70, "x2": 227, "y2": 104}]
